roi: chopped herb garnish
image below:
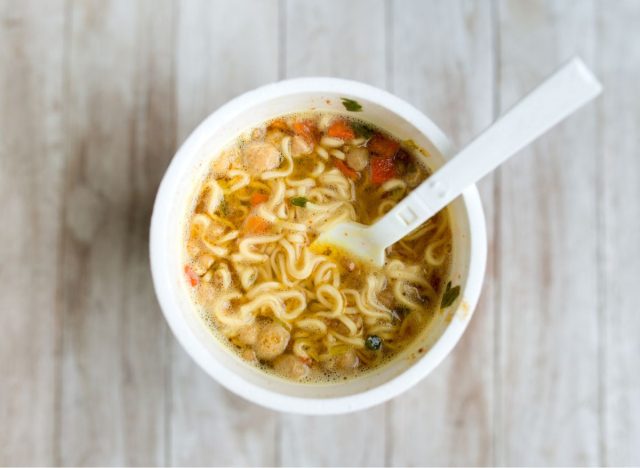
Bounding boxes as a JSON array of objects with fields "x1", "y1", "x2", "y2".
[
  {"x1": 341, "y1": 97, "x2": 363, "y2": 112},
  {"x1": 351, "y1": 121, "x2": 374, "y2": 138},
  {"x1": 365, "y1": 335, "x2": 382, "y2": 350},
  {"x1": 219, "y1": 198, "x2": 228, "y2": 215},
  {"x1": 441, "y1": 281, "x2": 461, "y2": 308},
  {"x1": 290, "y1": 196, "x2": 308, "y2": 207}
]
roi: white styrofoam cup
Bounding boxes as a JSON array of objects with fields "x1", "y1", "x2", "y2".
[{"x1": 150, "y1": 78, "x2": 487, "y2": 414}]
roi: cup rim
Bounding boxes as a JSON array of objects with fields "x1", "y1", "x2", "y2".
[{"x1": 150, "y1": 77, "x2": 487, "y2": 414}]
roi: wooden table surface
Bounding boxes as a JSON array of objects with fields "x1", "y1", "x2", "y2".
[{"x1": 2, "y1": 0, "x2": 639, "y2": 466}]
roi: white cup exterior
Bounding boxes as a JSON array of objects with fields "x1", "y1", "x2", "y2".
[{"x1": 150, "y1": 78, "x2": 487, "y2": 414}]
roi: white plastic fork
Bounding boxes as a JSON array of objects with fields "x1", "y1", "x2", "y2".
[{"x1": 311, "y1": 58, "x2": 602, "y2": 267}]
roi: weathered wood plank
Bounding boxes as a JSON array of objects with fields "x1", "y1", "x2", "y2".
[
  {"x1": 277, "y1": 1, "x2": 387, "y2": 466},
  {"x1": 599, "y1": 1, "x2": 640, "y2": 465},
  {"x1": 170, "y1": 1, "x2": 280, "y2": 465},
  {"x1": 119, "y1": 2, "x2": 176, "y2": 465},
  {"x1": 0, "y1": 1, "x2": 65, "y2": 465},
  {"x1": 496, "y1": 1, "x2": 599, "y2": 465},
  {"x1": 284, "y1": 0, "x2": 386, "y2": 88},
  {"x1": 387, "y1": 1, "x2": 496, "y2": 465},
  {"x1": 58, "y1": 1, "x2": 174, "y2": 464}
]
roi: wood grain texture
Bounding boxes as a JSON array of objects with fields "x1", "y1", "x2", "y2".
[
  {"x1": 599, "y1": 1, "x2": 640, "y2": 465},
  {"x1": 496, "y1": 1, "x2": 600, "y2": 465},
  {"x1": 387, "y1": 1, "x2": 496, "y2": 465},
  {"x1": 278, "y1": 1, "x2": 387, "y2": 466},
  {"x1": 170, "y1": 1, "x2": 280, "y2": 465},
  {"x1": 3, "y1": 1, "x2": 640, "y2": 466},
  {"x1": 0, "y1": 1, "x2": 65, "y2": 465},
  {"x1": 284, "y1": 0, "x2": 386, "y2": 87},
  {"x1": 58, "y1": 0, "x2": 174, "y2": 464}
]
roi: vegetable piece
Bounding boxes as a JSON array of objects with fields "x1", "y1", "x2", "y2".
[
  {"x1": 250, "y1": 192, "x2": 269, "y2": 206},
  {"x1": 365, "y1": 335, "x2": 382, "y2": 351},
  {"x1": 327, "y1": 119, "x2": 355, "y2": 140},
  {"x1": 346, "y1": 146, "x2": 369, "y2": 171},
  {"x1": 244, "y1": 214, "x2": 271, "y2": 234},
  {"x1": 290, "y1": 196, "x2": 308, "y2": 208},
  {"x1": 351, "y1": 121, "x2": 374, "y2": 138},
  {"x1": 441, "y1": 281, "x2": 461, "y2": 308},
  {"x1": 334, "y1": 159, "x2": 359, "y2": 180},
  {"x1": 184, "y1": 265, "x2": 199, "y2": 287},
  {"x1": 368, "y1": 134, "x2": 400, "y2": 158},
  {"x1": 370, "y1": 155, "x2": 396, "y2": 184},
  {"x1": 254, "y1": 323, "x2": 291, "y2": 360},
  {"x1": 292, "y1": 120, "x2": 318, "y2": 143},
  {"x1": 341, "y1": 97, "x2": 363, "y2": 112}
]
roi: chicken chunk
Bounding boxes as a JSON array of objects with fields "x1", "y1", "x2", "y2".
[
  {"x1": 242, "y1": 141, "x2": 281, "y2": 175},
  {"x1": 346, "y1": 146, "x2": 369, "y2": 171},
  {"x1": 273, "y1": 354, "x2": 310, "y2": 380},
  {"x1": 236, "y1": 323, "x2": 259, "y2": 346},
  {"x1": 336, "y1": 349, "x2": 359, "y2": 370},
  {"x1": 242, "y1": 348, "x2": 258, "y2": 364},
  {"x1": 291, "y1": 135, "x2": 313, "y2": 157},
  {"x1": 212, "y1": 147, "x2": 240, "y2": 177},
  {"x1": 254, "y1": 322, "x2": 290, "y2": 360}
]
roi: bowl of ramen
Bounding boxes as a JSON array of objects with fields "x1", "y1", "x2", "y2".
[{"x1": 150, "y1": 78, "x2": 486, "y2": 414}]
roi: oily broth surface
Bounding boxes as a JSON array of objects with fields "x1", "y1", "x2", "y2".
[{"x1": 183, "y1": 111, "x2": 452, "y2": 383}]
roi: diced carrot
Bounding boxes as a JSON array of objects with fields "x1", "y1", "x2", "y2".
[
  {"x1": 327, "y1": 119, "x2": 355, "y2": 140},
  {"x1": 268, "y1": 118, "x2": 290, "y2": 132},
  {"x1": 244, "y1": 214, "x2": 271, "y2": 234},
  {"x1": 184, "y1": 265, "x2": 199, "y2": 287},
  {"x1": 370, "y1": 156, "x2": 396, "y2": 184},
  {"x1": 250, "y1": 192, "x2": 269, "y2": 206},
  {"x1": 368, "y1": 134, "x2": 400, "y2": 159},
  {"x1": 292, "y1": 120, "x2": 318, "y2": 142},
  {"x1": 334, "y1": 159, "x2": 359, "y2": 180}
]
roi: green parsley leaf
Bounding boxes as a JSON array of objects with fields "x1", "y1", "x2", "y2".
[
  {"x1": 365, "y1": 335, "x2": 382, "y2": 350},
  {"x1": 351, "y1": 121, "x2": 374, "y2": 138},
  {"x1": 341, "y1": 97, "x2": 363, "y2": 112},
  {"x1": 441, "y1": 281, "x2": 461, "y2": 308},
  {"x1": 290, "y1": 196, "x2": 308, "y2": 207}
]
